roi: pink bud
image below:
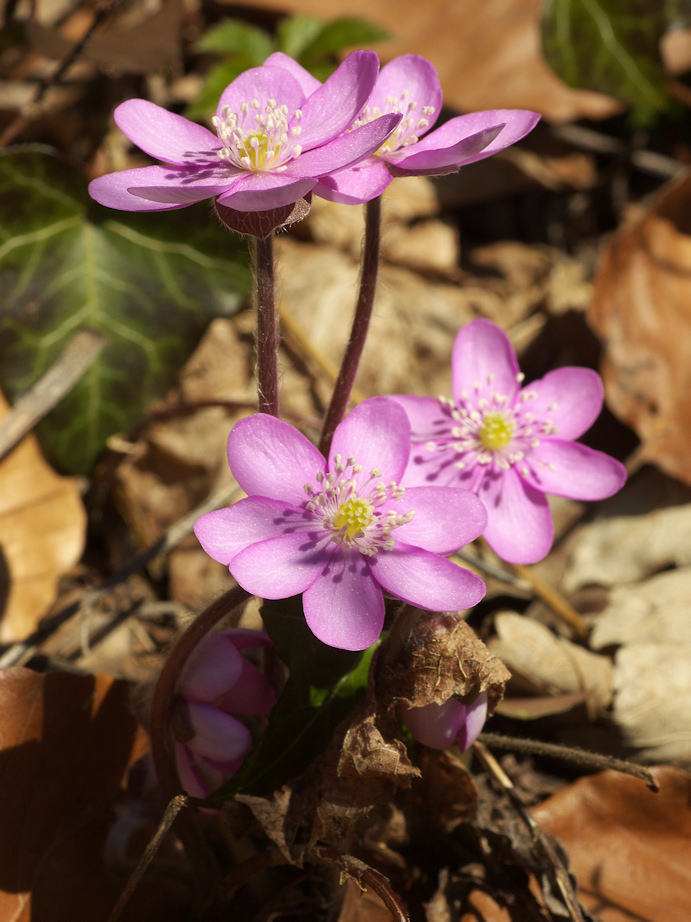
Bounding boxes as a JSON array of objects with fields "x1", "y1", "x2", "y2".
[{"x1": 400, "y1": 691, "x2": 488, "y2": 752}]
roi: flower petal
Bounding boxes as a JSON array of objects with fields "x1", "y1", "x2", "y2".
[
  {"x1": 215, "y1": 172, "x2": 315, "y2": 211},
  {"x1": 286, "y1": 114, "x2": 401, "y2": 179},
  {"x1": 127, "y1": 165, "x2": 238, "y2": 204},
  {"x1": 388, "y1": 124, "x2": 504, "y2": 174},
  {"x1": 227, "y1": 414, "x2": 326, "y2": 504},
  {"x1": 175, "y1": 743, "x2": 210, "y2": 798},
  {"x1": 402, "y1": 443, "x2": 465, "y2": 488},
  {"x1": 225, "y1": 628, "x2": 274, "y2": 651},
  {"x1": 370, "y1": 55, "x2": 442, "y2": 129},
  {"x1": 478, "y1": 467, "x2": 554, "y2": 564},
  {"x1": 114, "y1": 99, "x2": 221, "y2": 164},
  {"x1": 216, "y1": 65, "x2": 305, "y2": 125},
  {"x1": 329, "y1": 397, "x2": 411, "y2": 487},
  {"x1": 263, "y1": 52, "x2": 322, "y2": 95},
  {"x1": 390, "y1": 486, "x2": 487, "y2": 555},
  {"x1": 525, "y1": 439, "x2": 626, "y2": 500},
  {"x1": 230, "y1": 531, "x2": 334, "y2": 599},
  {"x1": 371, "y1": 543, "x2": 485, "y2": 611},
  {"x1": 452, "y1": 318, "x2": 520, "y2": 405},
  {"x1": 194, "y1": 497, "x2": 310, "y2": 565},
  {"x1": 89, "y1": 167, "x2": 194, "y2": 211},
  {"x1": 303, "y1": 548, "x2": 385, "y2": 650},
  {"x1": 186, "y1": 703, "x2": 253, "y2": 762},
  {"x1": 400, "y1": 698, "x2": 465, "y2": 749},
  {"x1": 297, "y1": 50, "x2": 380, "y2": 150},
  {"x1": 457, "y1": 691, "x2": 488, "y2": 751},
  {"x1": 391, "y1": 394, "x2": 451, "y2": 442},
  {"x1": 313, "y1": 159, "x2": 392, "y2": 204},
  {"x1": 525, "y1": 367, "x2": 603, "y2": 440},
  {"x1": 217, "y1": 659, "x2": 277, "y2": 716},
  {"x1": 179, "y1": 632, "x2": 244, "y2": 702}
]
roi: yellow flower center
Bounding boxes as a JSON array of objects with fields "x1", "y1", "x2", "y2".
[
  {"x1": 238, "y1": 130, "x2": 277, "y2": 171},
  {"x1": 332, "y1": 497, "x2": 374, "y2": 539},
  {"x1": 479, "y1": 412, "x2": 514, "y2": 450}
]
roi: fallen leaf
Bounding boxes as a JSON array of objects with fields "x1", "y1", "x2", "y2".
[
  {"x1": 239, "y1": 0, "x2": 620, "y2": 121},
  {"x1": 533, "y1": 768, "x2": 691, "y2": 921},
  {"x1": 0, "y1": 667, "x2": 189, "y2": 922},
  {"x1": 589, "y1": 168, "x2": 691, "y2": 487},
  {"x1": 0, "y1": 390, "x2": 86, "y2": 643}
]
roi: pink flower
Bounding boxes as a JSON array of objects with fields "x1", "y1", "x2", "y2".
[
  {"x1": 174, "y1": 629, "x2": 276, "y2": 799},
  {"x1": 194, "y1": 397, "x2": 487, "y2": 652},
  {"x1": 400, "y1": 691, "x2": 488, "y2": 751},
  {"x1": 393, "y1": 319, "x2": 627, "y2": 565},
  {"x1": 265, "y1": 53, "x2": 540, "y2": 204},
  {"x1": 88, "y1": 51, "x2": 401, "y2": 213}
]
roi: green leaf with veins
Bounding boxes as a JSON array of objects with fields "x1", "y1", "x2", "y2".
[
  {"x1": 0, "y1": 148, "x2": 250, "y2": 474},
  {"x1": 541, "y1": 0, "x2": 669, "y2": 113}
]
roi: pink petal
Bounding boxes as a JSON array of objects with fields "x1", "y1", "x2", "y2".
[
  {"x1": 227, "y1": 414, "x2": 326, "y2": 504},
  {"x1": 303, "y1": 549, "x2": 385, "y2": 651},
  {"x1": 525, "y1": 367, "x2": 604, "y2": 440},
  {"x1": 230, "y1": 531, "x2": 334, "y2": 599},
  {"x1": 175, "y1": 743, "x2": 210, "y2": 798},
  {"x1": 114, "y1": 99, "x2": 220, "y2": 164},
  {"x1": 263, "y1": 52, "x2": 322, "y2": 95},
  {"x1": 389, "y1": 486, "x2": 487, "y2": 555},
  {"x1": 370, "y1": 55, "x2": 442, "y2": 129},
  {"x1": 215, "y1": 172, "x2": 315, "y2": 211},
  {"x1": 479, "y1": 467, "x2": 554, "y2": 564},
  {"x1": 388, "y1": 124, "x2": 504, "y2": 174},
  {"x1": 313, "y1": 159, "x2": 392, "y2": 205},
  {"x1": 400, "y1": 698, "x2": 465, "y2": 749},
  {"x1": 297, "y1": 50, "x2": 380, "y2": 151},
  {"x1": 179, "y1": 632, "x2": 244, "y2": 702},
  {"x1": 194, "y1": 498, "x2": 309, "y2": 566},
  {"x1": 391, "y1": 394, "x2": 451, "y2": 442},
  {"x1": 397, "y1": 110, "x2": 540, "y2": 166},
  {"x1": 286, "y1": 114, "x2": 401, "y2": 179},
  {"x1": 524, "y1": 439, "x2": 626, "y2": 501},
  {"x1": 225, "y1": 628, "x2": 274, "y2": 651},
  {"x1": 371, "y1": 543, "x2": 485, "y2": 611},
  {"x1": 457, "y1": 691, "x2": 488, "y2": 751},
  {"x1": 329, "y1": 397, "x2": 411, "y2": 488},
  {"x1": 216, "y1": 65, "x2": 305, "y2": 125},
  {"x1": 217, "y1": 659, "x2": 277, "y2": 716},
  {"x1": 402, "y1": 443, "x2": 463, "y2": 488},
  {"x1": 89, "y1": 168, "x2": 193, "y2": 211},
  {"x1": 452, "y1": 319, "x2": 521, "y2": 405},
  {"x1": 186, "y1": 703, "x2": 253, "y2": 762}
]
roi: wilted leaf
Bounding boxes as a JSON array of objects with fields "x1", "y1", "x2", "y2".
[
  {"x1": 589, "y1": 169, "x2": 691, "y2": 487},
  {"x1": 0, "y1": 668, "x2": 188, "y2": 922},
  {"x1": 0, "y1": 390, "x2": 85, "y2": 643},
  {"x1": 0, "y1": 149, "x2": 250, "y2": 473},
  {"x1": 533, "y1": 768, "x2": 691, "y2": 921},
  {"x1": 541, "y1": 0, "x2": 669, "y2": 114}
]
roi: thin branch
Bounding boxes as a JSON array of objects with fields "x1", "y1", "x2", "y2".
[
  {"x1": 510, "y1": 561, "x2": 589, "y2": 640},
  {"x1": 479, "y1": 732, "x2": 660, "y2": 792},
  {"x1": 0, "y1": 330, "x2": 106, "y2": 461}
]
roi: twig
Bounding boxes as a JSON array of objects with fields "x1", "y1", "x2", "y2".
[
  {"x1": 510, "y1": 562, "x2": 589, "y2": 640},
  {"x1": 0, "y1": 329, "x2": 107, "y2": 462},
  {"x1": 0, "y1": 0, "x2": 119, "y2": 148},
  {"x1": 0, "y1": 480, "x2": 242, "y2": 669},
  {"x1": 479, "y1": 732, "x2": 660, "y2": 792},
  {"x1": 474, "y1": 740, "x2": 586, "y2": 922}
]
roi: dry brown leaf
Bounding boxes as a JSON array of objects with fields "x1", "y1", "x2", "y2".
[
  {"x1": 589, "y1": 169, "x2": 691, "y2": 487},
  {"x1": 0, "y1": 667, "x2": 188, "y2": 922},
  {"x1": 337, "y1": 880, "x2": 392, "y2": 922},
  {"x1": 240, "y1": 0, "x2": 620, "y2": 122},
  {"x1": 533, "y1": 768, "x2": 691, "y2": 921},
  {"x1": 0, "y1": 391, "x2": 86, "y2": 643}
]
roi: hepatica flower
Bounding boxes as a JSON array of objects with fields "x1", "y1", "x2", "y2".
[
  {"x1": 400, "y1": 691, "x2": 488, "y2": 752},
  {"x1": 88, "y1": 51, "x2": 401, "y2": 213},
  {"x1": 394, "y1": 320, "x2": 627, "y2": 565},
  {"x1": 264, "y1": 53, "x2": 540, "y2": 204},
  {"x1": 194, "y1": 398, "x2": 487, "y2": 651}
]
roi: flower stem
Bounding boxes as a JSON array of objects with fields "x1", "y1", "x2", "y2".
[
  {"x1": 255, "y1": 232, "x2": 279, "y2": 417},
  {"x1": 318, "y1": 195, "x2": 382, "y2": 455}
]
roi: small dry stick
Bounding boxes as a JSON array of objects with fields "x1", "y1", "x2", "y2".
[
  {"x1": 474, "y1": 740, "x2": 587, "y2": 922},
  {"x1": 479, "y1": 732, "x2": 660, "y2": 792},
  {"x1": 0, "y1": 329, "x2": 107, "y2": 462},
  {"x1": 510, "y1": 562, "x2": 589, "y2": 640}
]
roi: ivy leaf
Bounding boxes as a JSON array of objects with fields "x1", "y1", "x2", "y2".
[
  {"x1": 0, "y1": 148, "x2": 251, "y2": 474},
  {"x1": 211, "y1": 596, "x2": 374, "y2": 799},
  {"x1": 541, "y1": 0, "x2": 669, "y2": 114}
]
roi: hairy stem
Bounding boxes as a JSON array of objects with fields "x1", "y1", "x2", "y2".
[
  {"x1": 319, "y1": 196, "x2": 382, "y2": 455},
  {"x1": 255, "y1": 233, "x2": 279, "y2": 417}
]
